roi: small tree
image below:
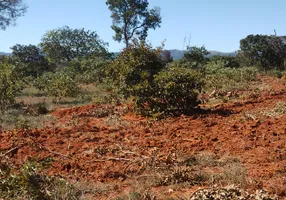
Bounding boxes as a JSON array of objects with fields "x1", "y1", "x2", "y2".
[
  {"x1": 0, "y1": 0, "x2": 27, "y2": 30},
  {"x1": 35, "y1": 71, "x2": 78, "y2": 102},
  {"x1": 107, "y1": 40, "x2": 164, "y2": 94},
  {"x1": 151, "y1": 66, "x2": 205, "y2": 116},
  {"x1": 106, "y1": 0, "x2": 162, "y2": 47},
  {"x1": 0, "y1": 57, "x2": 22, "y2": 111},
  {"x1": 210, "y1": 55, "x2": 240, "y2": 68},
  {"x1": 69, "y1": 57, "x2": 110, "y2": 84},
  {"x1": 160, "y1": 50, "x2": 173, "y2": 64},
  {"x1": 240, "y1": 34, "x2": 286, "y2": 70},
  {"x1": 11, "y1": 44, "x2": 53, "y2": 78},
  {"x1": 181, "y1": 46, "x2": 210, "y2": 69},
  {"x1": 108, "y1": 41, "x2": 204, "y2": 117},
  {"x1": 40, "y1": 26, "x2": 110, "y2": 65}
]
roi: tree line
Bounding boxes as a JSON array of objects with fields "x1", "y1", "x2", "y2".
[{"x1": 1, "y1": 0, "x2": 286, "y2": 116}]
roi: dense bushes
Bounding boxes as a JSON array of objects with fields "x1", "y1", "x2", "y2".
[
  {"x1": 181, "y1": 46, "x2": 210, "y2": 70},
  {"x1": 0, "y1": 158, "x2": 80, "y2": 199},
  {"x1": 107, "y1": 41, "x2": 164, "y2": 94},
  {"x1": 69, "y1": 57, "x2": 110, "y2": 84},
  {"x1": 108, "y1": 42, "x2": 205, "y2": 117},
  {"x1": 3, "y1": 30, "x2": 285, "y2": 118},
  {"x1": 210, "y1": 55, "x2": 240, "y2": 68},
  {"x1": 0, "y1": 58, "x2": 22, "y2": 111},
  {"x1": 35, "y1": 71, "x2": 79, "y2": 102},
  {"x1": 205, "y1": 60, "x2": 258, "y2": 96},
  {"x1": 151, "y1": 66, "x2": 204, "y2": 115}
]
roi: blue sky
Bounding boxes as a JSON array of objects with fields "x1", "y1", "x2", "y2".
[{"x1": 0, "y1": 0, "x2": 285, "y2": 53}]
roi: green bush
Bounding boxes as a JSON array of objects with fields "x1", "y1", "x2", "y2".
[
  {"x1": 107, "y1": 41, "x2": 164, "y2": 96},
  {"x1": 108, "y1": 42, "x2": 205, "y2": 117},
  {"x1": 35, "y1": 71, "x2": 79, "y2": 102},
  {"x1": 69, "y1": 57, "x2": 110, "y2": 84},
  {"x1": 151, "y1": 66, "x2": 204, "y2": 116},
  {"x1": 210, "y1": 55, "x2": 240, "y2": 68},
  {"x1": 181, "y1": 45, "x2": 210, "y2": 70},
  {"x1": 0, "y1": 58, "x2": 22, "y2": 111},
  {"x1": 132, "y1": 65, "x2": 204, "y2": 116},
  {"x1": 0, "y1": 158, "x2": 80, "y2": 200},
  {"x1": 205, "y1": 60, "x2": 258, "y2": 96}
]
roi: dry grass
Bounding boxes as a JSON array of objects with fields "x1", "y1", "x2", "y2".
[
  {"x1": 106, "y1": 151, "x2": 251, "y2": 199},
  {"x1": 259, "y1": 101, "x2": 286, "y2": 117},
  {"x1": 0, "y1": 103, "x2": 54, "y2": 131},
  {"x1": 240, "y1": 101, "x2": 286, "y2": 122}
]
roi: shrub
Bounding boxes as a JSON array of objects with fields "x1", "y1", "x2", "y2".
[
  {"x1": 160, "y1": 50, "x2": 173, "y2": 64},
  {"x1": 210, "y1": 55, "x2": 240, "y2": 68},
  {"x1": 0, "y1": 158, "x2": 81, "y2": 200},
  {"x1": 136, "y1": 66, "x2": 204, "y2": 116},
  {"x1": 0, "y1": 58, "x2": 22, "y2": 111},
  {"x1": 181, "y1": 45, "x2": 210, "y2": 70},
  {"x1": 69, "y1": 57, "x2": 110, "y2": 84},
  {"x1": 35, "y1": 71, "x2": 79, "y2": 102},
  {"x1": 205, "y1": 61, "x2": 258, "y2": 97},
  {"x1": 107, "y1": 40, "x2": 164, "y2": 93},
  {"x1": 108, "y1": 41, "x2": 205, "y2": 117}
]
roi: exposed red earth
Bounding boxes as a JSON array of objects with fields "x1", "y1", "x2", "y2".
[{"x1": 1, "y1": 75, "x2": 286, "y2": 199}]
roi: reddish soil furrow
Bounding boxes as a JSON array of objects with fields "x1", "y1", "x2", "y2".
[{"x1": 1, "y1": 76, "x2": 286, "y2": 198}]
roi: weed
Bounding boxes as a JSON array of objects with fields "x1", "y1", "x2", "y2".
[{"x1": 0, "y1": 157, "x2": 81, "y2": 200}]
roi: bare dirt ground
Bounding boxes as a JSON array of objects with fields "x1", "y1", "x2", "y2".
[{"x1": 1, "y1": 75, "x2": 286, "y2": 199}]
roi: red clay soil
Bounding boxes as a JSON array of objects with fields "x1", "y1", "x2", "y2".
[{"x1": 1, "y1": 75, "x2": 286, "y2": 198}]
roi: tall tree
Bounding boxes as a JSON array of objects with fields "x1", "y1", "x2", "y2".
[
  {"x1": 106, "y1": 0, "x2": 162, "y2": 47},
  {"x1": 0, "y1": 0, "x2": 27, "y2": 30},
  {"x1": 240, "y1": 34, "x2": 286, "y2": 70},
  {"x1": 40, "y1": 26, "x2": 110, "y2": 65}
]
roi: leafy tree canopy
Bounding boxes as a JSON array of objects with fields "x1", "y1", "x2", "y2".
[
  {"x1": 40, "y1": 26, "x2": 110, "y2": 65},
  {"x1": 11, "y1": 44, "x2": 53, "y2": 77},
  {"x1": 0, "y1": 57, "x2": 22, "y2": 111},
  {"x1": 160, "y1": 50, "x2": 173, "y2": 64},
  {"x1": 239, "y1": 34, "x2": 286, "y2": 70},
  {"x1": 106, "y1": 0, "x2": 162, "y2": 47},
  {"x1": 181, "y1": 46, "x2": 210, "y2": 69},
  {"x1": 0, "y1": 0, "x2": 27, "y2": 30}
]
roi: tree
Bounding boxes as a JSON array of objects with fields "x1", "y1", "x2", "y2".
[
  {"x1": 0, "y1": 0, "x2": 27, "y2": 30},
  {"x1": 181, "y1": 46, "x2": 210, "y2": 69},
  {"x1": 35, "y1": 71, "x2": 79, "y2": 102},
  {"x1": 239, "y1": 34, "x2": 286, "y2": 70},
  {"x1": 0, "y1": 57, "x2": 22, "y2": 111},
  {"x1": 210, "y1": 55, "x2": 240, "y2": 68},
  {"x1": 40, "y1": 26, "x2": 110, "y2": 65},
  {"x1": 107, "y1": 40, "x2": 164, "y2": 92},
  {"x1": 11, "y1": 44, "x2": 53, "y2": 77},
  {"x1": 160, "y1": 50, "x2": 173, "y2": 64},
  {"x1": 106, "y1": 0, "x2": 162, "y2": 47}
]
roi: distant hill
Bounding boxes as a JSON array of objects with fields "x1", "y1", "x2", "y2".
[
  {"x1": 0, "y1": 50, "x2": 237, "y2": 59},
  {"x1": 168, "y1": 49, "x2": 237, "y2": 60},
  {"x1": 0, "y1": 52, "x2": 11, "y2": 56}
]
